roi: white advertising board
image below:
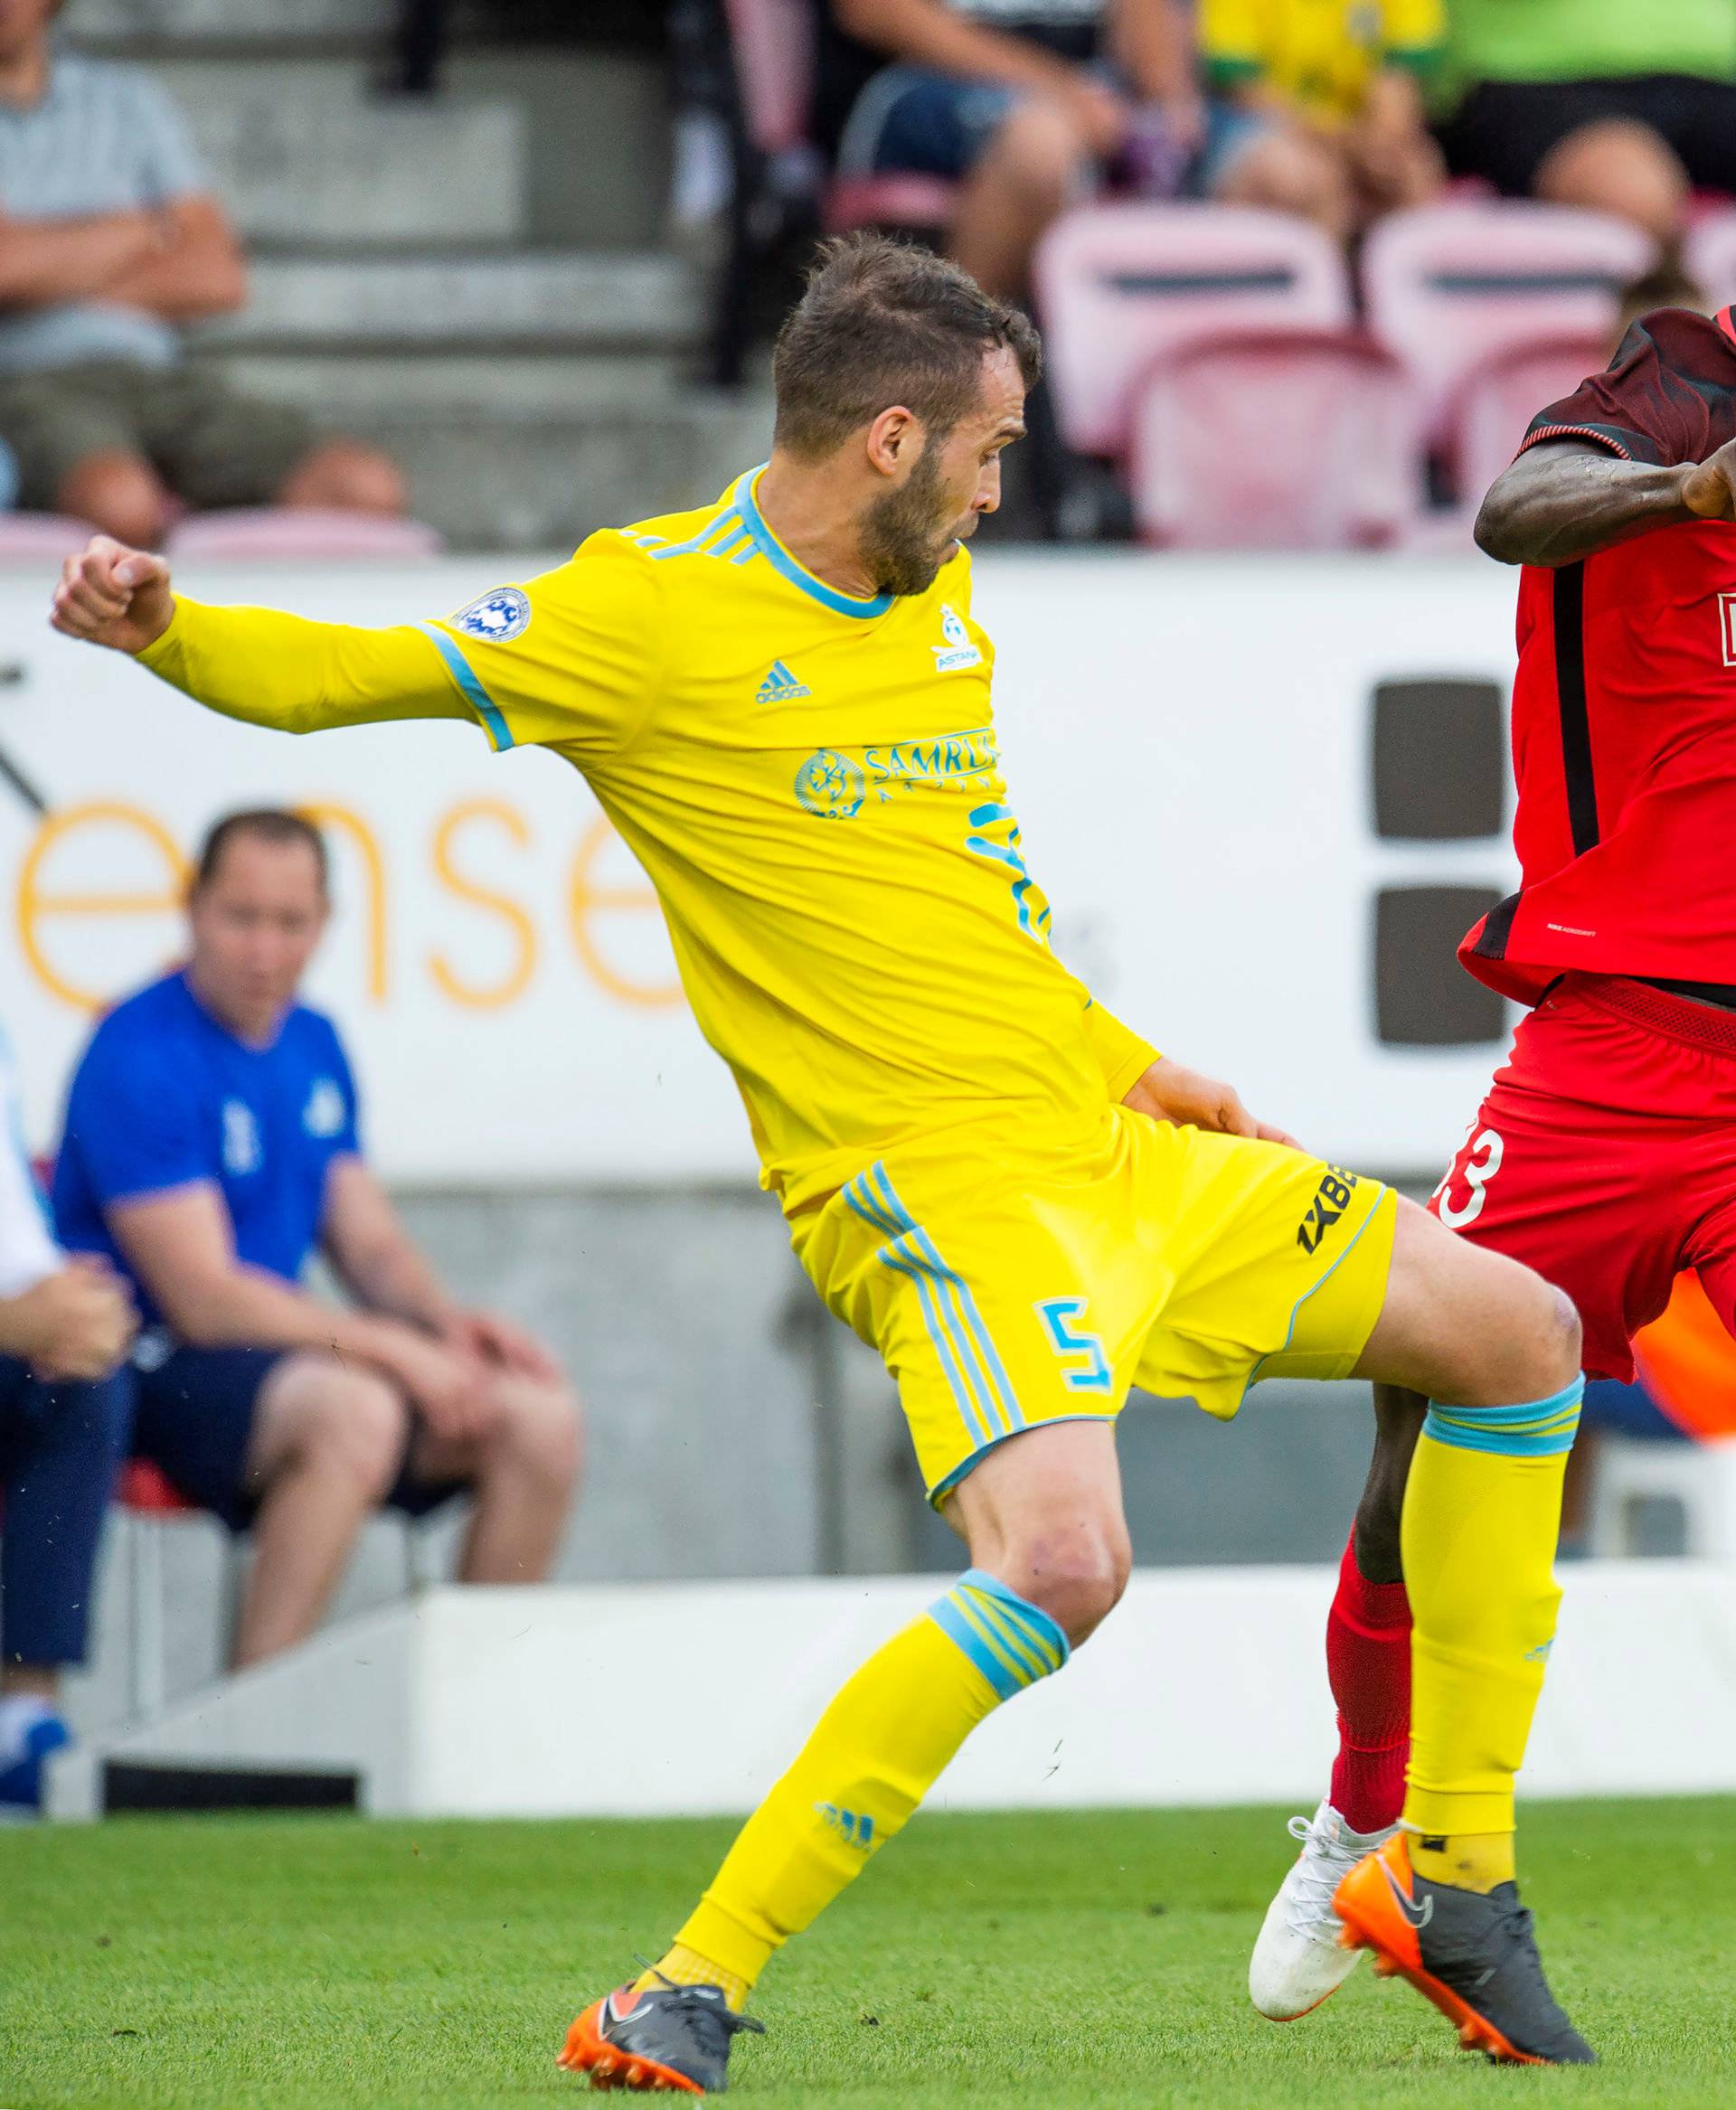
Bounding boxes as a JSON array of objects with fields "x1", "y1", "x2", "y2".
[
  {"x1": 0, "y1": 553, "x2": 1521, "y2": 1182},
  {"x1": 51, "y1": 1560, "x2": 1736, "y2": 1819}
]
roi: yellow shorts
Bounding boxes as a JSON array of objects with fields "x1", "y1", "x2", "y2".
[{"x1": 794, "y1": 1107, "x2": 1397, "y2": 1503}]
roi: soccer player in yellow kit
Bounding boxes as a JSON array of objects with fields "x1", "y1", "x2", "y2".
[{"x1": 52, "y1": 237, "x2": 1593, "y2": 2079}]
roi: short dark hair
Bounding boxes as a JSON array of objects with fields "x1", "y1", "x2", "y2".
[
  {"x1": 772, "y1": 234, "x2": 1043, "y2": 459},
  {"x1": 193, "y1": 809, "x2": 329, "y2": 895}
]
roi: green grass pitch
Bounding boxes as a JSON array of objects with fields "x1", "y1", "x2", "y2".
[{"x1": 2, "y1": 1799, "x2": 1731, "y2": 2108}]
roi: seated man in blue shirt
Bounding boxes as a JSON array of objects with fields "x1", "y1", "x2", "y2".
[
  {"x1": 0, "y1": 1015, "x2": 134, "y2": 1813},
  {"x1": 54, "y1": 809, "x2": 583, "y2": 1668}
]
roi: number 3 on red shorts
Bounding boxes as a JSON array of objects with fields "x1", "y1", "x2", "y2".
[{"x1": 1433, "y1": 1126, "x2": 1505, "y2": 1230}]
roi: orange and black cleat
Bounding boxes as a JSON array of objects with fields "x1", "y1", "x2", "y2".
[
  {"x1": 1334, "y1": 1833, "x2": 1594, "y2": 2066},
  {"x1": 559, "y1": 1980, "x2": 764, "y2": 2094}
]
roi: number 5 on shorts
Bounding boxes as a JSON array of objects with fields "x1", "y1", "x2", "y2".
[
  {"x1": 1035, "y1": 1296, "x2": 1112, "y2": 1393},
  {"x1": 1434, "y1": 1126, "x2": 1505, "y2": 1230}
]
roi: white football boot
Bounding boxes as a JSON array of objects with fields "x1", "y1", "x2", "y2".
[{"x1": 1248, "y1": 1799, "x2": 1399, "y2": 2020}]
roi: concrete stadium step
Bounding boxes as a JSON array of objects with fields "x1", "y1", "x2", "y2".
[
  {"x1": 71, "y1": 0, "x2": 393, "y2": 49},
  {"x1": 212, "y1": 353, "x2": 693, "y2": 423},
  {"x1": 198, "y1": 253, "x2": 701, "y2": 354},
  {"x1": 354, "y1": 398, "x2": 775, "y2": 551},
  {"x1": 136, "y1": 60, "x2": 525, "y2": 247}
]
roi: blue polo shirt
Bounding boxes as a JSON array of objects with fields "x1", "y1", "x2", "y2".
[{"x1": 52, "y1": 970, "x2": 361, "y2": 1323}]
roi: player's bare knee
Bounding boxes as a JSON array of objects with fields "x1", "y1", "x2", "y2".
[{"x1": 1008, "y1": 1521, "x2": 1130, "y2": 1645}]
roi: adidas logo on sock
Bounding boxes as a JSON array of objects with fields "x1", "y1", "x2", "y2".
[
  {"x1": 815, "y1": 1802, "x2": 876, "y2": 1851},
  {"x1": 756, "y1": 659, "x2": 812, "y2": 704}
]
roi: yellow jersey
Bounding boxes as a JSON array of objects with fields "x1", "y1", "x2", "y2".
[
  {"x1": 1202, "y1": 0, "x2": 1441, "y2": 123},
  {"x1": 140, "y1": 467, "x2": 1156, "y2": 1214}
]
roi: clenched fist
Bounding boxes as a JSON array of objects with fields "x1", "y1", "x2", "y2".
[
  {"x1": 0, "y1": 1258, "x2": 137, "y2": 1382},
  {"x1": 1680, "y1": 436, "x2": 1736, "y2": 523},
  {"x1": 50, "y1": 535, "x2": 176, "y2": 655}
]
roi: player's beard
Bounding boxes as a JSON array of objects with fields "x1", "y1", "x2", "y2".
[{"x1": 859, "y1": 446, "x2": 962, "y2": 598}]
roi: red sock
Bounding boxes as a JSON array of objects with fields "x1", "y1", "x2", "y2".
[{"x1": 1326, "y1": 1528, "x2": 1411, "y2": 1835}]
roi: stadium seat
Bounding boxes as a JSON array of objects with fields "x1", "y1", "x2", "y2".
[
  {"x1": 1127, "y1": 330, "x2": 1423, "y2": 551},
  {"x1": 166, "y1": 510, "x2": 445, "y2": 560},
  {"x1": 1034, "y1": 204, "x2": 1352, "y2": 457},
  {"x1": 1450, "y1": 330, "x2": 1609, "y2": 509},
  {"x1": 1363, "y1": 202, "x2": 1651, "y2": 447},
  {"x1": 1684, "y1": 208, "x2": 1736, "y2": 308},
  {"x1": 0, "y1": 513, "x2": 98, "y2": 563},
  {"x1": 1587, "y1": 1434, "x2": 1736, "y2": 1559}
]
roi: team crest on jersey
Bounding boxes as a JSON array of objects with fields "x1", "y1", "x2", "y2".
[
  {"x1": 794, "y1": 748, "x2": 865, "y2": 820},
  {"x1": 933, "y1": 602, "x2": 982, "y2": 673},
  {"x1": 302, "y1": 1077, "x2": 347, "y2": 1139},
  {"x1": 451, "y1": 586, "x2": 532, "y2": 642},
  {"x1": 1720, "y1": 591, "x2": 1736, "y2": 667}
]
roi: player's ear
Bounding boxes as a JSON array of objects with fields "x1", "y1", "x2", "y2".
[{"x1": 864, "y1": 406, "x2": 918, "y2": 478}]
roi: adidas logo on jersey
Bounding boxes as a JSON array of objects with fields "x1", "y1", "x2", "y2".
[{"x1": 757, "y1": 659, "x2": 812, "y2": 704}]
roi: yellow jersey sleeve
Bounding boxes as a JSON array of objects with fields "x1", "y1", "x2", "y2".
[
  {"x1": 137, "y1": 598, "x2": 468, "y2": 732},
  {"x1": 420, "y1": 530, "x2": 662, "y2": 760},
  {"x1": 1081, "y1": 996, "x2": 1159, "y2": 1104},
  {"x1": 1200, "y1": 0, "x2": 1263, "y2": 90},
  {"x1": 1380, "y1": 0, "x2": 1442, "y2": 67}
]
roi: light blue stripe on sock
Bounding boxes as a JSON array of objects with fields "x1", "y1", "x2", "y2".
[
  {"x1": 929, "y1": 1569, "x2": 1070, "y2": 1700},
  {"x1": 1424, "y1": 1374, "x2": 1584, "y2": 1457},
  {"x1": 958, "y1": 1568, "x2": 1070, "y2": 1668}
]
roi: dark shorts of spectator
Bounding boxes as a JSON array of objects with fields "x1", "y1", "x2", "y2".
[
  {"x1": 131, "y1": 1335, "x2": 466, "y2": 1531},
  {"x1": 1439, "y1": 73, "x2": 1736, "y2": 198},
  {"x1": 0, "y1": 358, "x2": 318, "y2": 513},
  {"x1": 835, "y1": 64, "x2": 1269, "y2": 199}
]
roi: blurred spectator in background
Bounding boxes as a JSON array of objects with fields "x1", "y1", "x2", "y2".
[
  {"x1": 0, "y1": 1014, "x2": 134, "y2": 1816},
  {"x1": 52, "y1": 811, "x2": 583, "y2": 1670},
  {"x1": 818, "y1": 0, "x2": 1340, "y2": 297},
  {"x1": 1200, "y1": 0, "x2": 1446, "y2": 240},
  {"x1": 0, "y1": 0, "x2": 404, "y2": 544},
  {"x1": 1435, "y1": 1, "x2": 1736, "y2": 249}
]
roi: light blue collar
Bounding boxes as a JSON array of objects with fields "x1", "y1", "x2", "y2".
[{"x1": 732, "y1": 467, "x2": 893, "y2": 619}]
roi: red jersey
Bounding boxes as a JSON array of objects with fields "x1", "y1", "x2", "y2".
[{"x1": 1462, "y1": 305, "x2": 1736, "y2": 1004}]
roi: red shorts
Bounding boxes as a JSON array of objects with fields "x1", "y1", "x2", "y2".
[{"x1": 1429, "y1": 975, "x2": 1736, "y2": 1383}]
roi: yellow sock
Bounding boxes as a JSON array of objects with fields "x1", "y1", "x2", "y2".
[
  {"x1": 1401, "y1": 1377, "x2": 1581, "y2": 1857},
  {"x1": 1407, "y1": 1830, "x2": 1516, "y2": 1894},
  {"x1": 635, "y1": 1944, "x2": 751, "y2": 2012},
  {"x1": 646, "y1": 1570, "x2": 1068, "y2": 2009}
]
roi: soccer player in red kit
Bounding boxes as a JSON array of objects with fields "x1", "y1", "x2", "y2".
[{"x1": 1251, "y1": 301, "x2": 1736, "y2": 2022}]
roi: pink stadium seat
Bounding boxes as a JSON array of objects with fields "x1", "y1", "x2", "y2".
[
  {"x1": 0, "y1": 513, "x2": 97, "y2": 562},
  {"x1": 1128, "y1": 330, "x2": 1423, "y2": 551},
  {"x1": 165, "y1": 509, "x2": 444, "y2": 560},
  {"x1": 1034, "y1": 204, "x2": 1352, "y2": 457},
  {"x1": 1685, "y1": 209, "x2": 1736, "y2": 308},
  {"x1": 1363, "y1": 202, "x2": 1651, "y2": 445},
  {"x1": 1451, "y1": 330, "x2": 1609, "y2": 511}
]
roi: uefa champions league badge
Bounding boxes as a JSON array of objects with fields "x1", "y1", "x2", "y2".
[
  {"x1": 452, "y1": 586, "x2": 533, "y2": 641},
  {"x1": 933, "y1": 603, "x2": 982, "y2": 673}
]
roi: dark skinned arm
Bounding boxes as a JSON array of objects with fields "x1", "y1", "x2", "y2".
[{"x1": 1474, "y1": 435, "x2": 1736, "y2": 569}]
